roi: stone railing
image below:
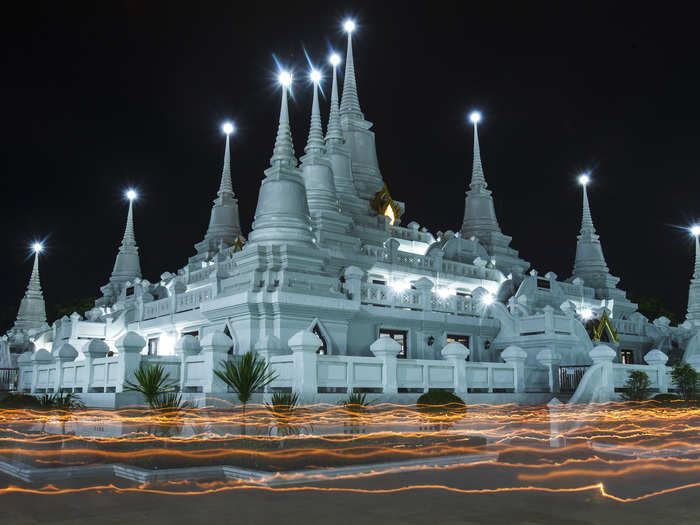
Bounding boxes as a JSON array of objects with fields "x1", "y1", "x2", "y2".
[
  {"x1": 141, "y1": 286, "x2": 214, "y2": 321},
  {"x1": 360, "y1": 282, "x2": 480, "y2": 316},
  {"x1": 16, "y1": 331, "x2": 555, "y2": 406},
  {"x1": 611, "y1": 318, "x2": 646, "y2": 336}
]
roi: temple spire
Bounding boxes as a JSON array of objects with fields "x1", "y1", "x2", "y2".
[
  {"x1": 686, "y1": 227, "x2": 700, "y2": 324},
  {"x1": 303, "y1": 71, "x2": 325, "y2": 156},
  {"x1": 339, "y1": 22, "x2": 363, "y2": 121},
  {"x1": 218, "y1": 129, "x2": 234, "y2": 197},
  {"x1": 269, "y1": 73, "x2": 297, "y2": 169},
  {"x1": 580, "y1": 178, "x2": 596, "y2": 234},
  {"x1": 110, "y1": 191, "x2": 142, "y2": 284},
  {"x1": 13, "y1": 245, "x2": 48, "y2": 332},
  {"x1": 195, "y1": 125, "x2": 243, "y2": 255},
  {"x1": 461, "y1": 113, "x2": 502, "y2": 237},
  {"x1": 470, "y1": 118, "x2": 488, "y2": 189},
  {"x1": 325, "y1": 55, "x2": 344, "y2": 144}
]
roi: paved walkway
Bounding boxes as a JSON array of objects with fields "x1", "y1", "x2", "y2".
[{"x1": 2, "y1": 460, "x2": 700, "y2": 524}]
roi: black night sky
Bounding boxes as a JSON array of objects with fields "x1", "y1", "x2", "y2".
[{"x1": 2, "y1": 2, "x2": 699, "y2": 331}]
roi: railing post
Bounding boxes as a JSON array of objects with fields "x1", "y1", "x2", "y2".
[
  {"x1": 16, "y1": 351, "x2": 33, "y2": 391},
  {"x1": 30, "y1": 349, "x2": 52, "y2": 393},
  {"x1": 175, "y1": 335, "x2": 201, "y2": 392},
  {"x1": 288, "y1": 330, "x2": 322, "y2": 403},
  {"x1": 83, "y1": 339, "x2": 109, "y2": 393},
  {"x1": 590, "y1": 345, "x2": 617, "y2": 399},
  {"x1": 199, "y1": 331, "x2": 233, "y2": 394},
  {"x1": 115, "y1": 332, "x2": 146, "y2": 393},
  {"x1": 440, "y1": 342, "x2": 469, "y2": 396},
  {"x1": 537, "y1": 347, "x2": 562, "y2": 393},
  {"x1": 343, "y1": 266, "x2": 364, "y2": 302},
  {"x1": 370, "y1": 336, "x2": 401, "y2": 396},
  {"x1": 502, "y1": 346, "x2": 527, "y2": 393},
  {"x1": 644, "y1": 349, "x2": 669, "y2": 393},
  {"x1": 412, "y1": 277, "x2": 434, "y2": 312},
  {"x1": 54, "y1": 343, "x2": 78, "y2": 393}
]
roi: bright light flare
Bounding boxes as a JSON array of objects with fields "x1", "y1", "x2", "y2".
[
  {"x1": 329, "y1": 53, "x2": 341, "y2": 66},
  {"x1": 309, "y1": 70, "x2": 322, "y2": 84},
  {"x1": 343, "y1": 19, "x2": 356, "y2": 33},
  {"x1": 437, "y1": 288, "x2": 452, "y2": 299},
  {"x1": 691, "y1": 225, "x2": 700, "y2": 237},
  {"x1": 469, "y1": 111, "x2": 482, "y2": 124},
  {"x1": 125, "y1": 189, "x2": 137, "y2": 201},
  {"x1": 390, "y1": 280, "x2": 410, "y2": 293},
  {"x1": 278, "y1": 71, "x2": 293, "y2": 87},
  {"x1": 578, "y1": 173, "x2": 590, "y2": 185},
  {"x1": 581, "y1": 308, "x2": 593, "y2": 320},
  {"x1": 31, "y1": 242, "x2": 43, "y2": 254},
  {"x1": 222, "y1": 122, "x2": 234, "y2": 135},
  {"x1": 481, "y1": 293, "x2": 494, "y2": 306}
]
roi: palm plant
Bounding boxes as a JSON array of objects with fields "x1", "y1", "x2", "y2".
[
  {"x1": 124, "y1": 363, "x2": 179, "y2": 408},
  {"x1": 150, "y1": 392, "x2": 192, "y2": 411},
  {"x1": 215, "y1": 351, "x2": 277, "y2": 435},
  {"x1": 342, "y1": 391, "x2": 372, "y2": 414},
  {"x1": 266, "y1": 391, "x2": 302, "y2": 438}
]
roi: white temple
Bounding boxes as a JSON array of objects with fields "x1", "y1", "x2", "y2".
[{"x1": 3, "y1": 22, "x2": 700, "y2": 405}]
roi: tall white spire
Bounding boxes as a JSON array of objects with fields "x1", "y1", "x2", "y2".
[
  {"x1": 469, "y1": 118, "x2": 487, "y2": 190},
  {"x1": 269, "y1": 79, "x2": 297, "y2": 169},
  {"x1": 571, "y1": 175, "x2": 620, "y2": 290},
  {"x1": 110, "y1": 192, "x2": 142, "y2": 284},
  {"x1": 686, "y1": 228, "x2": 700, "y2": 324},
  {"x1": 339, "y1": 23, "x2": 363, "y2": 121},
  {"x1": 461, "y1": 115, "x2": 502, "y2": 237},
  {"x1": 196, "y1": 126, "x2": 243, "y2": 255},
  {"x1": 249, "y1": 72, "x2": 315, "y2": 247},
  {"x1": 13, "y1": 248, "x2": 48, "y2": 332},
  {"x1": 325, "y1": 55, "x2": 344, "y2": 145},
  {"x1": 303, "y1": 74, "x2": 325, "y2": 157}
]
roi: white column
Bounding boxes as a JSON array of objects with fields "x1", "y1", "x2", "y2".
[
  {"x1": 537, "y1": 347, "x2": 562, "y2": 393},
  {"x1": 502, "y1": 346, "x2": 527, "y2": 393},
  {"x1": 440, "y1": 341, "x2": 469, "y2": 395},
  {"x1": 288, "y1": 330, "x2": 321, "y2": 402},
  {"x1": 370, "y1": 336, "x2": 401, "y2": 396},
  {"x1": 115, "y1": 332, "x2": 146, "y2": 393}
]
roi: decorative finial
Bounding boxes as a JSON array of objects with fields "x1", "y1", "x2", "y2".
[
  {"x1": 278, "y1": 71, "x2": 293, "y2": 87},
  {"x1": 468, "y1": 111, "x2": 487, "y2": 189},
  {"x1": 339, "y1": 20, "x2": 363, "y2": 119},
  {"x1": 126, "y1": 189, "x2": 137, "y2": 201},
  {"x1": 578, "y1": 173, "x2": 590, "y2": 185},
  {"x1": 329, "y1": 53, "x2": 341, "y2": 66},
  {"x1": 222, "y1": 122, "x2": 234, "y2": 135},
  {"x1": 32, "y1": 242, "x2": 43, "y2": 254},
  {"x1": 579, "y1": 173, "x2": 596, "y2": 233},
  {"x1": 218, "y1": 122, "x2": 235, "y2": 196},
  {"x1": 269, "y1": 70, "x2": 296, "y2": 168},
  {"x1": 469, "y1": 111, "x2": 482, "y2": 124},
  {"x1": 691, "y1": 225, "x2": 700, "y2": 237},
  {"x1": 325, "y1": 53, "x2": 344, "y2": 144},
  {"x1": 303, "y1": 68, "x2": 325, "y2": 156},
  {"x1": 343, "y1": 19, "x2": 356, "y2": 33}
]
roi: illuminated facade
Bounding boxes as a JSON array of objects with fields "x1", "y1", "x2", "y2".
[{"x1": 4, "y1": 25, "x2": 700, "y2": 405}]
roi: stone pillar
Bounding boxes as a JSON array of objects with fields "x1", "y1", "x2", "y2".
[
  {"x1": 115, "y1": 332, "x2": 146, "y2": 393},
  {"x1": 537, "y1": 347, "x2": 562, "y2": 393},
  {"x1": 440, "y1": 341, "x2": 469, "y2": 396},
  {"x1": 288, "y1": 330, "x2": 321, "y2": 402},
  {"x1": 502, "y1": 346, "x2": 527, "y2": 393},
  {"x1": 590, "y1": 344, "x2": 617, "y2": 399},
  {"x1": 83, "y1": 339, "x2": 109, "y2": 393},
  {"x1": 175, "y1": 335, "x2": 201, "y2": 392},
  {"x1": 53, "y1": 343, "x2": 78, "y2": 393},
  {"x1": 412, "y1": 277, "x2": 434, "y2": 312},
  {"x1": 370, "y1": 336, "x2": 401, "y2": 396},
  {"x1": 16, "y1": 351, "x2": 33, "y2": 391},
  {"x1": 30, "y1": 349, "x2": 53, "y2": 393},
  {"x1": 199, "y1": 332, "x2": 233, "y2": 394},
  {"x1": 343, "y1": 266, "x2": 364, "y2": 302},
  {"x1": 542, "y1": 305, "x2": 555, "y2": 336},
  {"x1": 644, "y1": 349, "x2": 669, "y2": 394}
]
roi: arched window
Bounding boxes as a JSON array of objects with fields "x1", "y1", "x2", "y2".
[{"x1": 312, "y1": 325, "x2": 328, "y2": 355}]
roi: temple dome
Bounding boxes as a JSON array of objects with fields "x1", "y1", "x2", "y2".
[{"x1": 426, "y1": 233, "x2": 488, "y2": 263}]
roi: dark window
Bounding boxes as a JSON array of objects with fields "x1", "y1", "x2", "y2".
[
  {"x1": 536, "y1": 278, "x2": 551, "y2": 289},
  {"x1": 447, "y1": 334, "x2": 471, "y2": 361},
  {"x1": 223, "y1": 326, "x2": 234, "y2": 354},
  {"x1": 379, "y1": 329, "x2": 407, "y2": 358},
  {"x1": 456, "y1": 291, "x2": 471, "y2": 298},
  {"x1": 312, "y1": 325, "x2": 328, "y2": 354},
  {"x1": 372, "y1": 279, "x2": 387, "y2": 285},
  {"x1": 182, "y1": 330, "x2": 199, "y2": 339},
  {"x1": 147, "y1": 337, "x2": 159, "y2": 356},
  {"x1": 620, "y1": 350, "x2": 633, "y2": 364},
  {"x1": 125, "y1": 286, "x2": 135, "y2": 296}
]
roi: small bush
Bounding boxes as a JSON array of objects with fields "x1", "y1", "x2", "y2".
[
  {"x1": 37, "y1": 392, "x2": 85, "y2": 411},
  {"x1": 620, "y1": 370, "x2": 652, "y2": 402},
  {"x1": 267, "y1": 391, "x2": 300, "y2": 417},
  {"x1": 670, "y1": 364, "x2": 699, "y2": 402},
  {"x1": 417, "y1": 390, "x2": 466, "y2": 416},
  {"x1": 342, "y1": 392, "x2": 372, "y2": 414},
  {"x1": 653, "y1": 393, "x2": 681, "y2": 403},
  {"x1": 150, "y1": 392, "x2": 192, "y2": 411}
]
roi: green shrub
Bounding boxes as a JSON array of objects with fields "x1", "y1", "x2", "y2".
[
  {"x1": 653, "y1": 393, "x2": 681, "y2": 403},
  {"x1": 215, "y1": 351, "x2": 277, "y2": 407},
  {"x1": 620, "y1": 370, "x2": 652, "y2": 402},
  {"x1": 342, "y1": 391, "x2": 372, "y2": 414},
  {"x1": 417, "y1": 390, "x2": 466, "y2": 416},
  {"x1": 670, "y1": 364, "x2": 699, "y2": 402},
  {"x1": 124, "y1": 363, "x2": 179, "y2": 408},
  {"x1": 266, "y1": 391, "x2": 300, "y2": 417},
  {"x1": 150, "y1": 392, "x2": 192, "y2": 411}
]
